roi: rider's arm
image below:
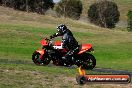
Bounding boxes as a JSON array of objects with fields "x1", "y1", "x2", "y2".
[
  {"x1": 62, "y1": 35, "x2": 68, "y2": 48},
  {"x1": 50, "y1": 32, "x2": 61, "y2": 39},
  {"x1": 50, "y1": 33, "x2": 57, "y2": 38}
]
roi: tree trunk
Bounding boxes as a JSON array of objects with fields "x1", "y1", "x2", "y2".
[{"x1": 26, "y1": 0, "x2": 29, "y2": 12}]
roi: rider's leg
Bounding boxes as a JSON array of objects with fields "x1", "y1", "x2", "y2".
[{"x1": 62, "y1": 47, "x2": 79, "y2": 62}]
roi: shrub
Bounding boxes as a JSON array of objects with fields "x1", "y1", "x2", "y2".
[
  {"x1": 127, "y1": 10, "x2": 132, "y2": 31},
  {"x1": 55, "y1": 0, "x2": 83, "y2": 20},
  {"x1": 27, "y1": 0, "x2": 54, "y2": 14},
  {"x1": 0, "y1": 0, "x2": 54, "y2": 14},
  {"x1": 88, "y1": 0, "x2": 120, "y2": 28}
]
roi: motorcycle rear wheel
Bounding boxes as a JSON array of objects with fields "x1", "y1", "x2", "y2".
[
  {"x1": 32, "y1": 51, "x2": 51, "y2": 66},
  {"x1": 79, "y1": 53, "x2": 96, "y2": 70}
]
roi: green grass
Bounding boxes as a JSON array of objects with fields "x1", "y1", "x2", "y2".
[
  {"x1": 94, "y1": 43, "x2": 132, "y2": 70},
  {"x1": 0, "y1": 24, "x2": 55, "y2": 59}
]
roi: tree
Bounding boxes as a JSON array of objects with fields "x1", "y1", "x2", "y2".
[
  {"x1": 88, "y1": 0, "x2": 120, "y2": 28},
  {"x1": 55, "y1": 0, "x2": 83, "y2": 20},
  {"x1": 0, "y1": 0, "x2": 54, "y2": 14},
  {"x1": 127, "y1": 10, "x2": 132, "y2": 31}
]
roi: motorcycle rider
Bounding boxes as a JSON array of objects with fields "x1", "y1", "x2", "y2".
[{"x1": 50, "y1": 24, "x2": 79, "y2": 65}]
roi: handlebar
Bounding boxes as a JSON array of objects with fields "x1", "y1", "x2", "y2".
[
  {"x1": 44, "y1": 37, "x2": 54, "y2": 47},
  {"x1": 45, "y1": 38, "x2": 50, "y2": 41}
]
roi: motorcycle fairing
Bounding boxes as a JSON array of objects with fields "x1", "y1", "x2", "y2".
[
  {"x1": 41, "y1": 39, "x2": 62, "y2": 46},
  {"x1": 54, "y1": 41, "x2": 62, "y2": 46},
  {"x1": 78, "y1": 44, "x2": 92, "y2": 54},
  {"x1": 41, "y1": 39, "x2": 48, "y2": 46},
  {"x1": 36, "y1": 49, "x2": 45, "y2": 59},
  {"x1": 53, "y1": 42, "x2": 63, "y2": 49}
]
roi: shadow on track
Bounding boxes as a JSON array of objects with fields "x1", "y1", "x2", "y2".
[{"x1": 0, "y1": 59, "x2": 33, "y2": 65}]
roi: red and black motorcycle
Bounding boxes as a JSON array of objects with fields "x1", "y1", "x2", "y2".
[{"x1": 32, "y1": 38, "x2": 96, "y2": 69}]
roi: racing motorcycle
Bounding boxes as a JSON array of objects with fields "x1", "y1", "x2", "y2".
[{"x1": 32, "y1": 37, "x2": 96, "y2": 70}]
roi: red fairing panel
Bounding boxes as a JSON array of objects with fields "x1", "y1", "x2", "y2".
[
  {"x1": 54, "y1": 41, "x2": 61, "y2": 46},
  {"x1": 41, "y1": 39, "x2": 48, "y2": 46},
  {"x1": 36, "y1": 49, "x2": 45, "y2": 55},
  {"x1": 78, "y1": 44, "x2": 92, "y2": 54},
  {"x1": 36, "y1": 49, "x2": 45, "y2": 60}
]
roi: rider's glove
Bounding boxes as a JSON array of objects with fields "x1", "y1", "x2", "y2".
[
  {"x1": 50, "y1": 35, "x2": 53, "y2": 39},
  {"x1": 53, "y1": 33, "x2": 58, "y2": 37},
  {"x1": 50, "y1": 33, "x2": 57, "y2": 39}
]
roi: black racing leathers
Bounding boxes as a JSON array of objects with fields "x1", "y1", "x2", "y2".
[
  {"x1": 51, "y1": 29, "x2": 78, "y2": 50},
  {"x1": 62, "y1": 30, "x2": 78, "y2": 51},
  {"x1": 50, "y1": 29, "x2": 79, "y2": 63}
]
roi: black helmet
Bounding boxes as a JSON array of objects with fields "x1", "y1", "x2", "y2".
[{"x1": 57, "y1": 24, "x2": 67, "y2": 35}]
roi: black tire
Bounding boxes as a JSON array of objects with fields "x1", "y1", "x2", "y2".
[
  {"x1": 80, "y1": 53, "x2": 96, "y2": 70},
  {"x1": 32, "y1": 51, "x2": 51, "y2": 66},
  {"x1": 76, "y1": 75, "x2": 87, "y2": 85}
]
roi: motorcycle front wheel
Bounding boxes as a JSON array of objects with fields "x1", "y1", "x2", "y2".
[{"x1": 32, "y1": 51, "x2": 51, "y2": 66}]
